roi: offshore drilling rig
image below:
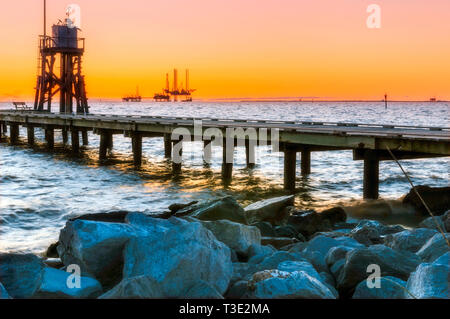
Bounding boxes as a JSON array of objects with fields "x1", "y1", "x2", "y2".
[
  {"x1": 34, "y1": 3, "x2": 89, "y2": 113},
  {"x1": 153, "y1": 69, "x2": 196, "y2": 102}
]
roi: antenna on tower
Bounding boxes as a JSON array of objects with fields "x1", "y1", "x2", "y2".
[{"x1": 43, "y1": 0, "x2": 47, "y2": 38}]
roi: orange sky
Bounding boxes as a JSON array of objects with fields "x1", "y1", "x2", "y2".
[{"x1": 0, "y1": 0, "x2": 449, "y2": 101}]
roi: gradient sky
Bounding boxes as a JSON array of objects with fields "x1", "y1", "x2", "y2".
[{"x1": 0, "y1": 0, "x2": 449, "y2": 100}]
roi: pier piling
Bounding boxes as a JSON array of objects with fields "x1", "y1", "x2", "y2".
[
  {"x1": 284, "y1": 146, "x2": 297, "y2": 192},
  {"x1": 164, "y1": 133, "x2": 172, "y2": 158},
  {"x1": 27, "y1": 126, "x2": 35, "y2": 146},
  {"x1": 172, "y1": 138, "x2": 183, "y2": 173},
  {"x1": 62, "y1": 128, "x2": 68, "y2": 145},
  {"x1": 9, "y1": 124, "x2": 19, "y2": 145},
  {"x1": 363, "y1": 150, "x2": 379, "y2": 199},
  {"x1": 81, "y1": 130, "x2": 89, "y2": 146},
  {"x1": 245, "y1": 139, "x2": 256, "y2": 168},
  {"x1": 99, "y1": 130, "x2": 109, "y2": 161},
  {"x1": 203, "y1": 139, "x2": 212, "y2": 165},
  {"x1": 222, "y1": 139, "x2": 234, "y2": 181},
  {"x1": 45, "y1": 127, "x2": 54, "y2": 149},
  {"x1": 131, "y1": 133, "x2": 143, "y2": 167},
  {"x1": 71, "y1": 129, "x2": 80, "y2": 153},
  {"x1": 301, "y1": 148, "x2": 311, "y2": 175}
]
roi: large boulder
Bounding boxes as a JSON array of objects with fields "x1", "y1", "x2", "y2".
[
  {"x1": 247, "y1": 270, "x2": 336, "y2": 299},
  {"x1": 34, "y1": 267, "x2": 102, "y2": 299},
  {"x1": 122, "y1": 213, "x2": 232, "y2": 297},
  {"x1": 0, "y1": 254, "x2": 45, "y2": 298},
  {"x1": 337, "y1": 245, "x2": 421, "y2": 296},
  {"x1": 419, "y1": 216, "x2": 446, "y2": 232},
  {"x1": 416, "y1": 233, "x2": 450, "y2": 263},
  {"x1": 352, "y1": 276, "x2": 407, "y2": 299},
  {"x1": 302, "y1": 235, "x2": 364, "y2": 273},
  {"x1": 200, "y1": 220, "x2": 261, "y2": 255},
  {"x1": 406, "y1": 257, "x2": 450, "y2": 299},
  {"x1": 403, "y1": 185, "x2": 450, "y2": 216},
  {"x1": 99, "y1": 276, "x2": 160, "y2": 299},
  {"x1": 287, "y1": 210, "x2": 332, "y2": 238},
  {"x1": 244, "y1": 195, "x2": 294, "y2": 225},
  {"x1": 384, "y1": 228, "x2": 438, "y2": 253},
  {"x1": 0, "y1": 283, "x2": 11, "y2": 299},
  {"x1": 57, "y1": 220, "x2": 139, "y2": 288},
  {"x1": 175, "y1": 196, "x2": 247, "y2": 224},
  {"x1": 184, "y1": 281, "x2": 224, "y2": 299},
  {"x1": 250, "y1": 222, "x2": 276, "y2": 237}
]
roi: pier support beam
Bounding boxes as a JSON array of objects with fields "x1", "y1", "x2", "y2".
[
  {"x1": 245, "y1": 139, "x2": 256, "y2": 168},
  {"x1": 27, "y1": 126, "x2": 35, "y2": 146},
  {"x1": 62, "y1": 129, "x2": 68, "y2": 145},
  {"x1": 222, "y1": 139, "x2": 234, "y2": 181},
  {"x1": 45, "y1": 127, "x2": 54, "y2": 149},
  {"x1": 71, "y1": 129, "x2": 80, "y2": 153},
  {"x1": 172, "y1": 138, "x2": 183, "y2": 174},
  {"x1": 2, "y1": 122, "x2": 7, "y2": 135},
  {"x1": 81, "y1": 130, "x2": 89, "y2": 146},
  {"x1": 284, "y1": 146, "x2": 297, "y2": 192},
  {"x1": 301, "y1": 148, "x2": 311, "y2": 175},
  {"x1": 9, "y1": 124, "x2": 19, "y2": 145},
  {"x1": 99, "y1": 130, "x2": 109, "y2": 161},
  {"x1": 363, "y1": 150, "x2": 379, "y2": 200},
  {"x1": 203, "y1": 139, "x2": 212, "y2": 165},
  {"x1": 164, "y1": 133, "x2": 172, "y2": 158},
  {"x1": 131, "y1": 133, "x2": 143, "y2": 167}
]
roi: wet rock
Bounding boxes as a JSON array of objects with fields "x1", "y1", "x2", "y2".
[
  {"x1": 406, "y1": 258, "x2": 450, "y2": 299},
  {"x1": 352, "y1": 276, "x2": 407, "y2": 299},
  {"x1": 247, "y1": 270, "x2": 336, "y2": 299},
  {"x1": 320, "y1": 207, "x2": 347, "y2": 225},
  {"x1": 0, "y1": 283, "x2": 11, "y2": 299},
  {"x1": 419, "y1": 216, "x2": 446, "y2": 231},
  {"x1": 285, "y1": 242, "x2": 308, "y2": 254},
  {"x1": 168, "y1": 201, "x2": 198, "y2": 214},
  {"x1": 384, "y1": 228, "x2": 438, "y2": 253},
  {"x1": 45, "y1": 242, "x2": 59, "y2": 258},
  {"x1": 57, "y1": 219, "x2": 138, "y2": 288},
  {"x1": 302, "y1": 235, "x2": 364, "y2": 273},
  {"x1": 177, "y1": 196, "x2": 247, "y2": 224},
  {"x1": 184, "y1": 281, "x2": 224, "y2": 299},
  {"x1": 403, "y1": 185, "x2": 450, "y2": 216},
  {"x1": 350, "y1": 223, "x2": 382, "y2": 246},
  {"x1": 122, "y1": 213, "x2": 232, "y2": 297},
  {"x1": 261, "y1": 237, "x2": 299, "y2": 249},
  {"x1": 69, "y1": 211, "x2": 130, "y2": 223},
  {"x1": 337, "y1": 245, "x2": 421, "y2": 296},
  {"x1": 200, "y1": 220, "x2": 261, "y2": 255},
  {"x1": 278, "y1": 261, "x2": 319, "y2": 279},
  {"x1": 287, "y1": 210, "x2": 331, "y2": 238},
  {"x1": 433, "y1": 251, "x2": 450, "y2": 266},
  {"x1": 0, "y1": 253, "x2": 45, "y2": 298},
  {"x1": 244, "y1": 195, "x2": 294, "y2": 225},
  {"x1": 225, "y1": 280, "x2": 249, "y2": 299},
  {"x1": 416, "y1": 233, "x2": 450, "y2": 263},
  {"x1": 43, "y1": 258, "x2": 64, "y2": 269},
  {"x1": 99, "y1": 276, "x2": 160, "y2": 299},
  {"x1": 247, "y1": 244, "x2": 276, "y2": 261},
  {"x1": 34, "y1": 267, "x2": 102, "y2": 299},
  {"x1": 274, "y1": 225, "x2": 298, "y2": 238},
  {"x1": 325, "y1": 246, "x2": 355, "y2": 269},
  {"x1": 443, "y1": 211, "x2": 450, "y2": 232},
  {"x1": 250, "y1": 222, "x2": 276, "y2": 237}
]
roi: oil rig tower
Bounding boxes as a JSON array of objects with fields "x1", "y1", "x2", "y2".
[{"x1": 34, "y1": 7, "x2": 89, "y2": 113}]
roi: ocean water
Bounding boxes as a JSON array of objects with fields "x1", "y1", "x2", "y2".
[{"x1": 0, "y1": 101, "x2": 449, "y2": 253}]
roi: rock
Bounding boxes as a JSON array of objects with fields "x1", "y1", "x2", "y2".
[
  {"x1": 34, "y1": 267, "x2": 102, "y2": 299},
  {"x1": 278, "y1": 261, "x2": 320, "y2": 280},
  {"x1": 45, "y1": 242, "x2": 59, "y2": 258},
  {"x1": 250, "y1": 222, "x2": 276, "y2": 237},
  {"x1": 337, "y1": 245, "x2": 421, "y2": 296},
  {"x1": 200, "y1": 220, "x2": 261, "y2": 255},
  {"x1": 57, "y1": 219, "x2": 138, "y2": 288},
  {"x1": 352, "y1": 276, "x2": 407, "y2": 299},
  {"x1": 43, "y1": 258, "x2": 64, "y2": 269},
  {"x1": 384, "y1": 228, "x2": 438, "y2": 253},
  {"x1": 99, "y1": 276, "x2": 160, "y2": 299},
  {"x1": 0, "y1": 283, "x2": 11, "y2": 299},
  {"x1": 244, "y1": 195, "x2": 294, "y2": 225},
  {"x1": 69, "y1": 211, "x2": 130, "y2": 223},
  {"x1": 0, "y1": 253, "x2": 45, "y2": 298},
  {"x1": 325, "y1": 246, "x2": 355, "y2": 268},
  {"x1": 261, "y1": 237, "x2": 299, "y2": 249},
  {"x1": 419, "y1": 216, "x2": 446, "y2": 231},
  {"x1": 177, "y1": 196, "x2": 247, "y2": 224},
  {"x1": 184, "y1": 281, "x2": 224, "y2": 299},
  {"x1": 168, "y1": 201, "x2": 198, "y2": 214},
  {"x1": 247, "y1": 244, "x2": 276, "y2": 261},
  {"x1": 302, "y1": 235, "x2": 364, "y2": 273},
  {"x1": 122, "y1": 214, "x2": 232, "y2": 297},
  {"x1": 320, "y1": 207, "x2": 347, "y2": 224},
  {"x1": 433, "y1": 252, "x2": 450, "y2": 266},
  {"x1": 403, "y1": 185, "x2": 450, "y2": 216},
  {"x1": 406, "y1": 260, "x2": 450, "y2": 299},
  {"x1": 443, "y1": 210, "x2": 450, "y2": 232},
  {"x1": 225, "y1": 280, "x2": 249, "y2": 299},
  {"x1": 231, "y1": 263, "x2": 257, "y2": 283},
  {"x1": 350, "y1": 223, "x2": 382, "y2": 246},
  {"x1": 287, "y1": 210, "x2": 332, "y2": 238},
  {"x1": 247, "y1": 270, "x2": 336, "y2": 299},
  {"x1": 416, "y1": 233, "x2": 450, "y2": 263},
  {"x1": 274, "y1": 225, "x2": 298, "y2": 238},
  {"x1": 286, "y1": 242, "x2": 308, "y2": 254}
]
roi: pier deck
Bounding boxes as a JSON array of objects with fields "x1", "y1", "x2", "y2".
[{"x1": 1, "y1": 110, "x2": 449, "y2": 199}]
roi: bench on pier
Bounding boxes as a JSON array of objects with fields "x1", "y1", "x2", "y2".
[{"x1": 13, "y1": 102, "x2": 32, "y2": 111}]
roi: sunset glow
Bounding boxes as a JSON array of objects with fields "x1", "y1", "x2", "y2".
[{"x1": 1, "y1": 0, "x2": 449, "y2": 101}]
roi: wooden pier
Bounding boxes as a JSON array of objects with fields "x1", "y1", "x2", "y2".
[{"x1": 0, "y1": 110, "x2": 449, "y2": 199}]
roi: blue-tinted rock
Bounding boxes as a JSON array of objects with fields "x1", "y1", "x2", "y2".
[
  {"x1": 416, "y1": 233, "x2": 450, "y2": 263},
  {"x1": 352, "y1": 276, "x2": 407, "y2": 299},
  {"x1": 244, "y1": 195, "x2": 294, "y2": 224},
  {"x1": 406, "y1": 262, "x2": 450, "y2": 299},
  {"x1": 99, "y1": 276, "x2": 160, "y2": 299},
  {"x1": 384, "y1": 228, "x2": 438, "y2": 253},
  {"x1": 0, "y1": 283, "x2": 11, "y2": 299}
]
